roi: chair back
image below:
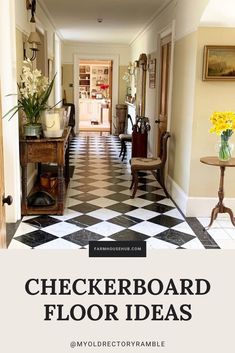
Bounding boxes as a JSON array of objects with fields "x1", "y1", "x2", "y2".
[
  {"x1": 124, "y1": 114, "x2": 133, "y2": 133},
  {"x1": 159, "y1": 131, "x2": 171, "y2": 165}
]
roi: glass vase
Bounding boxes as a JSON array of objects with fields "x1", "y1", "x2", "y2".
[{"x1": 217, "y1": 135, "x2": 233, "y2": 161}]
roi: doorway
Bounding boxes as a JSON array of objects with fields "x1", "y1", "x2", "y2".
[
  {"x1": 78, "y1": 60, "x2": 112, "y2": 133},
  {"x1": 74, "y1": 53, "x2": 119, "y2": 135},
  {"x1": 156, "y1": 34, "x2": 172, "y2": 156}
]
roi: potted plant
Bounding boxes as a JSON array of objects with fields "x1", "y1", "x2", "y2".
[{"x1": 3, "y1": 61, "x2": 55, "y2": 138}]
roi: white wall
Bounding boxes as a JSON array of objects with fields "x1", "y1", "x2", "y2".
[
  {"x1": 62, "y1": 42, "x2": 130, "y2": 65},
  {"x1": 15, "y1": 0, "x2": 56, "y2": 59}
]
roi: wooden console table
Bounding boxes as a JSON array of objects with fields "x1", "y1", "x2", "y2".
[
  {"x1": 20, "y1": 127, "x2": 71, "y2": 215},
  {"x1": 200, "y1": 156, "x2": 235, "y2": 228}
]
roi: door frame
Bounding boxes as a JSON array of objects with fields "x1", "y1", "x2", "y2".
[
  {"x1": 74, "y1": 53, "x2": 119, "y2": 134},
  {"x1": 154, "y1": 20, "x2": 175, "y2": 157},
  {"x1": 0, "y1": 89, "x2": 6, "y2": 248}
]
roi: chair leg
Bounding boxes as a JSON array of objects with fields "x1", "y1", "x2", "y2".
[
  {"x1": 130, "y1": 174, "x2": 134, "y2": 190},
  {"x1": 131, "y1": 171, "x2": 139, "y2": 198},
  {"x1": 119, "y1": 140, "x2": 124, "y2": 158},
  {"x1": 122, "y1": 141, "x2": 127, "y2": 161}
]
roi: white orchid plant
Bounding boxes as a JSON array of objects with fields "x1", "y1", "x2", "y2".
[{"x1": 4, "y1": 61, "x2": 55, "y2": 125}]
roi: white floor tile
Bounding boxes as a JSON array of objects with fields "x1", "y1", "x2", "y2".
[
  {"x1": 88, "y1": 189, "x2": 115, "y2": 197},
  {"x1": 43, "y1": 222, "x2": 81, "y2": 237},
  {"x1": 87, "y1": 197, "x2": 118, "y2": 207},
  {"x1": 157, "y1": 198, "x2": 175, "y2": 207},
  {"x1": 207, "y1": 228, "x2": 232, "y2": 240},
  {"x1": 65, "y1": 197, "x2": 82, "y2": 207},
  {"x1": 129, "y1": 221, "x2": 167, "y2": 236},
  {"x1": 69, "y1": 180, "x2": 83, "y2": 188},
  {"x1": 51, "y1": 209, "x2": 83, "y2": 221},
  {"x1": 67, "y1": 188, "x2": 83, "y2": 197},
  {"x1": 89, "y1": 181, "x2": 112, "y2": 188},
  {"x1": 215, "y1": 239, "x2": 235, "y2": 249},
  {"x1": 87, "y1": 221, "x2": 124, "y2": 236},
  {"x1": 120, "y1": 189, "x2": 147, "y2": 197},
  {"x1": 146, "y1": 237, "x2": 178, "y2": 249},
  {"x1": 125, "y1": 208, "x2": 160, "y2": 220},
  {"x1": 36, "y1": 238, "x2": 81, "y2": 249},
  {"x1": 13, "y1": 223, "x2": 37, "y2": 237},
  {"x1": 92, "y1": 174, "x2": 112, "y2": 180},
  {"x1": 183, "y1": 238, "x2": 205, "y2": 249},
  {"x1": 123, "y1": 198, "x2": 153, "y2": 208},
  {"x1": 8, "y1": 239, "x2": 31, "y2": 249},
  {"x1": 87, "y1": 209, "x2": 121, "y2": 220},
  {"x1": 164, "y1": 208, "x2": 185, "y2": 220},
  {"x1": 172, "y1": 222, "x2": 196, "y2": 236}
]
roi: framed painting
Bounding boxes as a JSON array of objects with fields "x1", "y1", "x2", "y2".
[
  {"x1": 148, "y1": 58, "x2": 156, "y2": 88},
  {"x1": 203, "y1": 45, "x2": 235, "y2": 80}
]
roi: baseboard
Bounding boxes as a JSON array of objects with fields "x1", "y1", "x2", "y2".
[
  {"x1": 166, "y1": 175, "x2": 188, "y2": 215},
  {"x1": 166, "y1": 175, "x2": 235, "y2": 217}
]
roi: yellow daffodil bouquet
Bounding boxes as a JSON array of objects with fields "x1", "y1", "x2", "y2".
[{"x1": 209, "y1": 111, "x2": 235, "y2": 161}]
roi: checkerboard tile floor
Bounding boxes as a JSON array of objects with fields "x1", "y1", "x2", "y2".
[{"x1": 8, "y1": 133, "x2": 231, "y2": 249}]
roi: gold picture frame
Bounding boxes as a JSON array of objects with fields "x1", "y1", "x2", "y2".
[{"x1": 203, "y1": 45, "x2": 235, "y2": 81}]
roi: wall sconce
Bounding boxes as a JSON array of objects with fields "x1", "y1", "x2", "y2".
[
  {"x1": 138, "y1": 53, "x2": 148, "y2": 71},
  {"x1": 24, "y1": 31, "x2": 41, "y2": 61}
]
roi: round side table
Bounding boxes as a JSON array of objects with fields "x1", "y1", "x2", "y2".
[{"x1": 200, "y1": 156, "x2": 235, "y2": 228}]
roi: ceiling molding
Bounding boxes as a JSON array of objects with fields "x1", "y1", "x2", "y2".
[{"x1": 129, "y1": 0, "x2": 175, "y2": 46}]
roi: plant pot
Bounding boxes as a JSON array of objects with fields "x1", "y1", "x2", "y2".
[{"x1": 23, "y1": 124, "x2": 42, "y2": 138}]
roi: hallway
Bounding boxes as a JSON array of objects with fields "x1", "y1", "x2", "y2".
[{"x1": 7, "y1": 133, "x2": 232, "y2": 249}]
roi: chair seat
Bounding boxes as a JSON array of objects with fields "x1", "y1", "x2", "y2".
[
  {"x1": 119, "y1": 134, "x2": 132, "y2": 141},
  {"x1": 131, "y1": 157, "x2": 161, "y2": 168}
]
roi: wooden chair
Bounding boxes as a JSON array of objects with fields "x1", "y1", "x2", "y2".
[
  {"x1": 130, "y1": 131, "x2": 171, "y2": 198},
  {"x1": 119, "y1": 114, "x2": 133, "y2": 161}
]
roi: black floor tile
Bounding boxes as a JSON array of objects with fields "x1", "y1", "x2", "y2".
[
  {"x1": 139, "y1": 193, "x2": 166, "y2": 202},
  {"x1": 63, "y1": 230, "x2": 104, "y2": 246},
  {"x1": 23, "y1": 216, "x2": 61, "y2": 229},
  {"x1": 143, "y1": 203, "x2": 174, "y2": 213},
  {"x1": 67, "y1": 215, "x2": 102, "y2": 227},
  {"x1": 109, "y1": 229, "x2": 149, "y2": 241},
  {"x1": 148, "y1": 214, "x2": 184, "y2": 228},
  {"x1": 106, "y1": 203, "x2": 138, "y2": 213},
  {"x1": 154, "y1": 229, "x2": 195, "y2": 247},
  {"x1": 69, "y1": 203, "x2": 100, "y2": 213},
  {"x1": 15, "y1": 230, "x2": 57, "y2": 247},
  {"x1": 108, "y1": 215, "x2": 142, "y2": 227}
]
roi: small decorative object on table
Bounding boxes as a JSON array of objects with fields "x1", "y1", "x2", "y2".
[
  {"x1": 209, "y1": 111, "x2": 235, "y2": 161},
  {"x1": 3, "y1": 61, "x2": 55, "y2": 138},
  {"x1": 41, "y1": 108, "x2": 65, "y2": 138}
]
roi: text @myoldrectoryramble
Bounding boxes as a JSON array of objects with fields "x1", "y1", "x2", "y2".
[{"x1": 24, "y1": 277, "x2": 211, "y2": 322}]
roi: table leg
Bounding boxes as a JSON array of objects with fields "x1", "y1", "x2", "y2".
[
  {"x1": 21, "y1": 165, "x2": 27, "y2": 214},
  {"x1": 57, "y1": 165, "x2": 64, "y2": 214},
  {"x1": 205, "y1": 165, "x2": 235, "y2": 229}
]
